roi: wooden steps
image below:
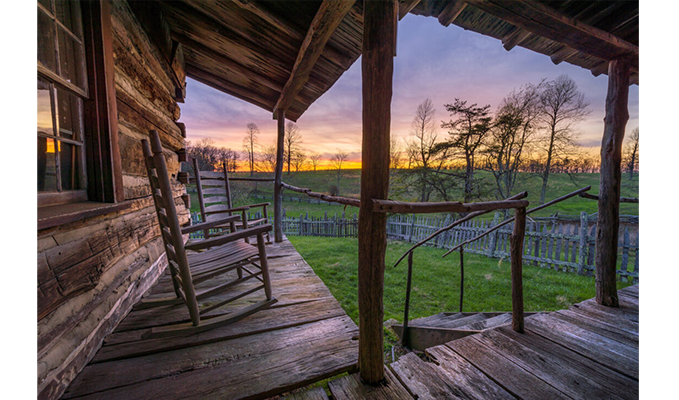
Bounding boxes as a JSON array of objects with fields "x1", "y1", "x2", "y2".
[
  {"x1": 393, "y1": 311, "x2": 529, "y2": 350},
  {"x1": 386, "y1": 285, "x2": 639, "y2": 400}
]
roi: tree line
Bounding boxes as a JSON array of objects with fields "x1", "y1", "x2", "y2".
[
  {"x1": 392, "y1": 74, "x2": 639, "y2": 204},
  {"x1": 184, "y1": 74, "x2": 639, "y2": 203}
]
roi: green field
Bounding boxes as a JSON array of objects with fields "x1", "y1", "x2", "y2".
[{"x1": 188, "y1": 169, "x2": 638, "y2": 219}]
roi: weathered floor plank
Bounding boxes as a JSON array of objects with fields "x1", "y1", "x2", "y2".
[
  {"x1": 328, "y1": 367, "x2": 413, "y2": 400},
  {"x1": 390, "y1": 285, "x2": 638, "y2": 400},
  {"x1": 62, "y1": 238, "x2": 359, "y2": 400},
  {"x1": 281, "y1": 386, "x2": 330, "y2": 400}
]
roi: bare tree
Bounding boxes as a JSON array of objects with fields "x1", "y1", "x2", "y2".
[
  {"x1": 537, "y1": 75, "x2": 590, "y2": 203},
  {"x1": 484, "y1": 82, "x2": 542, "y2": 199},
  {"x1": 623, "y1": 127, "x2": 639, "y2": 180},
  {"x1": 390, "y1": 133, "x2": 404, "y2": 170},
  {"x1": 187, "y1": 138, "x2": 220, "y2": 171},
  {"x1": 309, "y1": 152, "x2": 322, "y2": 171},
  {"x1": 330, "y1": 151, "x2": 349, "y2": 194},
  {"x1": 441, "y1": 99, "x2": 492, "y2": 202},
  {"x1": 243, "y1": 123, "x2": 260, "y2": 176},
  {"x1": 284, "y1": 121, "x2": 303, "y2": 175},
  {"x1": 217, "y1": 148, "x2": 239, "y2": 172},
  {"x1": 258, "y1": 143, "x2": 277, "y2": 173},
  {"x1": 404, "y1": 99, "x2": 452, "y2": 201},
  {"x1": 292, "y1": 150, "x2": 307, "y2": 172}
]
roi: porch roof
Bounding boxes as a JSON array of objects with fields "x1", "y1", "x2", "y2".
[{"x1": 160, "y1": 0, "x2": 638, "y2": 122}]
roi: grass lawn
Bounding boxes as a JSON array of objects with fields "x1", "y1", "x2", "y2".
[{"x1": 288, "y1": 236, "x2": 633, "y2": 328}]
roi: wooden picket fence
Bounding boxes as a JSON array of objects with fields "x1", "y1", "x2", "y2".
[{"x1": 190, "y1": 211, "x2": 638, "y2": 282}]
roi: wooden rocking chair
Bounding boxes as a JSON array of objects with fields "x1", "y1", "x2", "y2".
[
  {"x1": 192, "y1": 157, "x2": 271, "y2": 243},
  {"x1": 139, "y1": 130, "x2": 276, "y2": 339}
]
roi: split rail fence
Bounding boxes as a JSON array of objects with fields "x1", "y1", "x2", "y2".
[{"x1": 191, "y1": 210, "x2": 638, "y2": 283}]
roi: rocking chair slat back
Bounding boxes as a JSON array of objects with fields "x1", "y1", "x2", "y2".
[{"x1": 142, "y1": 132, "x2": 200, "y2": 326}]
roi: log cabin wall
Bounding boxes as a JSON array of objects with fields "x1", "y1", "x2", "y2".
[{"x1": 37, "y1": 2, "x2": 188, "y2": 399}]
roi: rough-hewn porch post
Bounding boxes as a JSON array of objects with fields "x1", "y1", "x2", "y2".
[
  {"x1": 358, "y1": 0, "x2": 396, "y2": 383},
  {"x1": 274, "y1": 109, "x2": 286, "y2": 242},
  {"x1": 596, "y1": 57, "x2": 630, "y2": 307}
]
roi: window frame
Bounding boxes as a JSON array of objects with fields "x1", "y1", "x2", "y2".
[{"x1": 38, "y1": 0, "x2": 125, "y2": 229}]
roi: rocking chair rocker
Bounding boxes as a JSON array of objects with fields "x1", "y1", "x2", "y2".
[{"x1": 139, "y1": 130, "x2": 276, "y2": 339}]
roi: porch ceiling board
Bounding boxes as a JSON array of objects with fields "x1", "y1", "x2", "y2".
[{"x1": 410, "y1": 0, "x2": 639, "y2": 82}]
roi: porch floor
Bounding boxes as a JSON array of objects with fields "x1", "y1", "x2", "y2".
[
  {"x1": 326, "y1": 284, "x2": 638, "y2": 399},
  {"x1": 61, "y1": 237, "x2": 359, "y2": 400}
]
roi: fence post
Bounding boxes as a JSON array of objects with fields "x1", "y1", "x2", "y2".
[
  {"x1": 488, "y1": 212, "x2": 500, "y2": 257},
  {"x1": 299, "y1": 213, "x2": 304, "y2": 236}
]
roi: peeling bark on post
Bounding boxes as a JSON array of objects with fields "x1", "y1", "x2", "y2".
[
  {"x1": 596, "y1": 57, "x2": 630, "y2": 307},
  {"x1": 511, "y1": 207, "x2": 526, "y2": 333},
  {"x1": 358, "y1": 0, "x2": 396, "y2": 384},
  {"x1": 274, "y1": 109, "x2": 286, "y2": 242}
]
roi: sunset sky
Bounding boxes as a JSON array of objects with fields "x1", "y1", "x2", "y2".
[{"x1": 180, "y1": 13, "x2": 640, "y2": 167}]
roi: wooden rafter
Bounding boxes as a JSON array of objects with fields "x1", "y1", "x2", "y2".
[
  {"x1": 437, "y1": 1, "x2": 466, "y2": 27},
  {"x1": 463, "y1": 0, "x2": 638, "y2": 62},
  {"x1": 174, "y1": 33, "x2": 283, "y2": 93},
  {"x1": 273, "y1": 0, "x2": 356, "y2": 115},
  {"x1": 399, "y1": 0, "x2": 421, "y2": 20}
]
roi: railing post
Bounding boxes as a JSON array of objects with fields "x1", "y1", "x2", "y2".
[
  {"x1": 578, "y1": 211, "x2": 588, "y2": 275},
  {"x1": 511, "y1": 207, "x2": 526, "y2": 333},
  {"x1": 358, "y1": 0, "x2": 396, "y2": 384},
  {"x1": 274, "y1": 109, "x2": 285, "y2": 242}
]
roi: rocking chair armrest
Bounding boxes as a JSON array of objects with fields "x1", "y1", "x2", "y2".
[
  {"x1": 181, "y1": 215, "x2": 240, "y2": 234},
  {"x1": 246, "y1": 202, "x2": 270, "y2": 209},
  {"x1": 203, "y1": 205, "x2": 250, "y2": 216},
  {"x1": 185, "y1": 224, "x2": 273, "y2": 251}
]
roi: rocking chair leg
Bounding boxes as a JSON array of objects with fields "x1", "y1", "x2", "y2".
[
  {"x1": 237, "y1": 266, "x2": 243, "y2": 279},
  {"x1": 257, "y1": 233, "x2": 273, "y2": 300}
]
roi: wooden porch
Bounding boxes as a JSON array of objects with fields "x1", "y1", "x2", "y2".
[
  {"x1": 61, "y1": 238, "x2": 358, "y2": 400},
  {"x1": 320, "y1": 284, "x2": 638, "y2": 399}
]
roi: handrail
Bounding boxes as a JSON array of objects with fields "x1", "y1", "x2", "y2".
[
  {"x1": 392, "y1": 191, "x2": 528, "y2": 268},
  {"x1": 579, "y1": 192, "x2": 638, "y2": 203},
  {"x1": 442, "y1": 186, "x2": 591, "y2": 257},
  {"x1": 281, "y1": 182, "x2": 360, "y2": 207},
  {"x1": 371, "y1": 198, "x2": 529, "y2": 214}
]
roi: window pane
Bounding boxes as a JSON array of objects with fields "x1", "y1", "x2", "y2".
[
  {"x1": 59, "y1": 142, "x2": 82, "y2": 191},
  {"x1": 54, "y1": 0, "x2": 82, "y2": 39},
  {"x1": 56, "y1": 87, "x2": 83, "y2": 141},
  {"x1": 38, "y1": 79, "x2": 54, "y2": 136},
  {"x1": 38, "y1": 7, "x2": 56, "y2": 72},
  {"x1": 38, "y1": 137, "x2": 58, "y2": 192},
  {"x1": 57, "y1": 25, "x2": 86, "y2": 90}
]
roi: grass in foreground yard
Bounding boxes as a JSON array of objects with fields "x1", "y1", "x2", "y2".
[{"x1": 288, "y1": 236, "x2": 633, "y2": 325}]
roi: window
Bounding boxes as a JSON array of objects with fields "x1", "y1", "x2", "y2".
[
  {"x1": 38, "y1": 0, "x2": 88, "y2": 206},
  {"x1": 37, "y1": 0, "x2": 126, "y2": 228}
]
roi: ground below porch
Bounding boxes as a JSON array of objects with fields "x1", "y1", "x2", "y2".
[{"x1": 61, "y1": 237, "x2": 359, "y2": 400}]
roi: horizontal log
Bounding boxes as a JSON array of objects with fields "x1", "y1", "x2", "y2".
[
  {"x1": 372, "y1": 199, "x2": 529, "y2": 214},
  {"x1": 281, "y1": 182, "x2": 360, "y2": 208},
  {"x1": 579, "y1": 192, "x2": 639, "y2": 203},
  {"x1": 229, "y1": 177, "x2": 275, "y2": 182}
]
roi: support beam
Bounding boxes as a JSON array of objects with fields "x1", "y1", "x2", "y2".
[
  {"x1": 550, "y1": 45, "x2": 579, "y2": 65},
  {"x1": 596, "y1": 57, "x2": 630, "y2": 307},
  {"x1": 358, "y1": 0, "x2": 396, "y2": 384},
  {"x1": 274, "y1": 109, "x2": 286, "y2": 243},
  {"x1": 273, "y1": 0, "x2": 356, "y2": 115}
]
